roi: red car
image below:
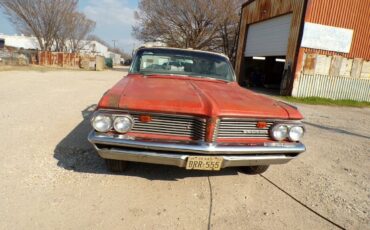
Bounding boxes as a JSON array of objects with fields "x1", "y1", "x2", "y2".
[{"x1": 88, "y1": 47, "x2": 305, "y2": 174}]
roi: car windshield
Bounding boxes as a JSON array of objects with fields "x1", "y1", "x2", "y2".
[{"x1": 130, "y1": 48, "x2": 235, "y2": 82}]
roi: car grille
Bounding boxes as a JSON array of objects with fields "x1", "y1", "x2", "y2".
[
  {"x1": 131, "y1": 113, "x2": 207, "y2": 140},
  {"x1": 215, "y1": 119, "x2": 273, "y2": 139}
]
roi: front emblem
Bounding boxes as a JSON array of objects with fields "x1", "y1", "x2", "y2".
[{"x1": 242, "y1": 130, "x2": 268, "y2": 134}]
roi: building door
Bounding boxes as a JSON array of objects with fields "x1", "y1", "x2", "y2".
[{"x1": 243, "y1": 14, "x2": 292, "y2": 91}]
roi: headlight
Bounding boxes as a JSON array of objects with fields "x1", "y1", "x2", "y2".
[
  {"x1": 92, "y1": 114, "x2": 112, "y2": 132},
  {"x1": 271, "y1": 124, "x2": 288, "y2": 141},
  {"x1": 113, "y1": 115, "x2": 134, "y2": 133},
  {"x1": 288, "y1": 126, "x2": 304, "y2": 141}
]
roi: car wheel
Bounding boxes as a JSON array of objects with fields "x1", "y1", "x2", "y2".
[
  {"x1": 105, "y1": 159, "x2": 128, "y2": 173},
  {"x1": 241, "y1": 165, "x2": 269, "y2": 174}
]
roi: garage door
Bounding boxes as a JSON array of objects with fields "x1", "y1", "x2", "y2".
[{"x1": 244, "y1": 14, "x2": 292, "y2": 57}]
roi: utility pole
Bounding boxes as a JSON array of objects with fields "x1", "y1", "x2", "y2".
[
  {"x1": 112, "y1": 40, "x2": 118, "y2": 49},
  {"x1": 132, "y1": 42, "x2": 136, "y2": 56}
]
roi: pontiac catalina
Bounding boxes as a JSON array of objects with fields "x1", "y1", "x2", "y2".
[{"x1": 88, "y1": 47, "x2": 305, "y2": 174}]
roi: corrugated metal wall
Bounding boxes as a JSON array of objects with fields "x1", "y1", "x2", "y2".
[
  {"x1": 37, "y1": 51, "x2": 80, "y2": 67},
  {"x1": 304, "y1": 0, "x2": 370, "y2": 59},
  {"x1": 295, "y1": 74, "x2": 370, "y2": 101}
]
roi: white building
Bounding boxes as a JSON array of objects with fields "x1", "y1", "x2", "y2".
[
  {"x1": 0, "y1": 34, "x2": 40, "y2": 50},
  {"x1": 108, "y1": 51, "x2": 122, "y2": 65},
  {"x1": 79, "y1": 40, "x2": 109, "y2": 57},
  {"x1": 79, "y1": 40, "x2": 121, "y2": 65}
]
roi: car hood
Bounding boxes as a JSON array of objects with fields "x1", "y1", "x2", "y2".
[{"x1": 99, "y1": 74, "x2": 302, "y2": 119}]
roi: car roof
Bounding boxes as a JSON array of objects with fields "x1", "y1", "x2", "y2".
[{"x1": 136, "y1": 46, "x2": 230, "y2": 59}]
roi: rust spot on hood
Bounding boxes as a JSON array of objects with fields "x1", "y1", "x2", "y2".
[{"x1": 107, "y1": 94, "x2": 120, "y2": 108}]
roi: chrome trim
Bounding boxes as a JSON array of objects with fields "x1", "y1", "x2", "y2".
[
  {"x1": 95, "y1": 109, "x2": 207, "y2": 120},
  {"x1": 215, "y1": 118, "x2": 304, "y2": 140},
  {"x1": 88, "y1": 131, "x2": 306, "y2": 155},
  {"x1": 94, "y1": 145, "x2": 296, "y2": 168},
  {"x1": 216, "y1": 119, "x2": 274, "y2": 139},
  {"x1": 93, "y1": 110, "x2": 207, "y2": 140},
  {"x1": 113, "y1": 115, "x2": 134, "y2": 133},
  {"x1": 212, "y1": 119, "x2": 220, "y2": 142},
  {"x1": 270, "y1": 123, "x2": 305, "y2": 141},
  {"x1": 219, "y1": 117, "x2": 301, "y2": 122}
]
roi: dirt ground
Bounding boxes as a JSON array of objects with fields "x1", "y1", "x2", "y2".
[{"x1": 0, "y1": 68, "x2": 369, "y2": 230}]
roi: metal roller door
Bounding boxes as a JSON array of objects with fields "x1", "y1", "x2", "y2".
[{"x1": 244, "y1": 14, "x2": 292, "y2": 57}]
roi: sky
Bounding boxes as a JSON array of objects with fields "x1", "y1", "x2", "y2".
[{"x1": 0, "y1": 0, "x2": 140, "y2": 53}]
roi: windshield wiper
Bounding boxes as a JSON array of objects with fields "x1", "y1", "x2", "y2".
[
  {"x1": 139, "y1": 72, "x2": 230, "y2": 82},
  {"x1": 200, "y1": 76, "x2": 230, "y2": 83},
  {"x1": 141, "y1": 73, "x2": 191, "y2": 78},
  {"x1": 168, "y1": 74, "x2": 192, "y2": 77}
]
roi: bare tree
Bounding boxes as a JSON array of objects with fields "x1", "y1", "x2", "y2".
[
  {"x1": 133, "y1": 0, "x2": 243, "y2": 58},
  {"x1": 54, "y1": 12, "x2": 96, "y2": 52},
  {"x1": 68, "y1": 13, "x2": 96, "y2": 52},
  {"x1": 214, "y1": 0, "x2": 243, "y2": 61},
  {"x1": 0, "y1": 0, "x2": 79, "y2": 51}
]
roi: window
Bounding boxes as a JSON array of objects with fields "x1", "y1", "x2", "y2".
[{"x1": 130, "y1": 48, "x2": 235, "y2": 82}]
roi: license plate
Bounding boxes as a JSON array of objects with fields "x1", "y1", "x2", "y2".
[{"x1": 186, "y1": 156, "x2": 223, "y2": 171}]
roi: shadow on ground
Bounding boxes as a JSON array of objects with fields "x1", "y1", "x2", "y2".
[
  {"x1": 303, "y1": 121, "x2": 370, "y2": 140},
  {"x1": 54, "y1": 105, "x2": 239, "y2": 180}
]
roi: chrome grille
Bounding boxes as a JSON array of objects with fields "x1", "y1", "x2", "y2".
[
  {"x1": 131, "y1": 114, "x2": 206, "y2": 140},
  {"x1": 216, "y1": 119, "x2": 273, "y2": 139}
]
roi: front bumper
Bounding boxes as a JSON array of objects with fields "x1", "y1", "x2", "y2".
[{"x1": 88, "y1": 131, "x2": 306, "y2": 168}]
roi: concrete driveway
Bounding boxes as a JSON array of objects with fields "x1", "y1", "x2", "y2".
[{"x1": 0, "y1": 69, "x2": 368, "y2": 229}]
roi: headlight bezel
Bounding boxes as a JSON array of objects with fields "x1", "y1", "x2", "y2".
[
  {"x1": 113, "y1": 115, "x2": 134, "y2": 133},
  {"x1": 91, "y1": 113, "x2": 113, "y2": 133},
  {"x1": 270, "y1": 122, "x2": 305, "y2": 142},
  {"x1": 270, "y1": 124, "x2": 289, "y2": 141},
  {"x1": 91, "y1": 111, "x2": 134, "y2": 134},
  {"x1": 288, "y1": 125, "x2": 305, "y2": 141}
]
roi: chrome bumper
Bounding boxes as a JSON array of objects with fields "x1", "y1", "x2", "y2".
[{"x1": 88, "y1": 131, "x2": 306, "y2": 168}]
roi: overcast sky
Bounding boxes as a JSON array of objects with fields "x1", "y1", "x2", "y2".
[{"x1": 0, "y1": 0, "x2": 140, "y2": 53}]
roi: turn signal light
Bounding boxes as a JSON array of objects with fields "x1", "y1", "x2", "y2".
[
  {"x1": 139, "y1": 115, "x2": 152, "y2": 123},
  {"x1": 256, "y1": 121, "x2": 267, "y2": 129}
]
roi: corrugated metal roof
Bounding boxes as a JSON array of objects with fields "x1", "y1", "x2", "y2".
[{"x1": 304, "y1": 0, "x2": 370, "y2": 59}]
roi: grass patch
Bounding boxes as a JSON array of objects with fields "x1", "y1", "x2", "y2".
[{"x1": 279, "y1": 96, "x2": 370, "y2": 108}]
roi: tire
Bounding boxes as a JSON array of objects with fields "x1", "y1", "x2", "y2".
[
  {"x1": 105, "y1": 159, "x2": 128, "y2": 173},
  {"x1": 241, "y1": 165, "x2": 270, "y2": 175}
]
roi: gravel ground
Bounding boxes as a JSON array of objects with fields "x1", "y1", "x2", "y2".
[{"x1": 0, "y1": 69, "x2": 369, "y2": 230}]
